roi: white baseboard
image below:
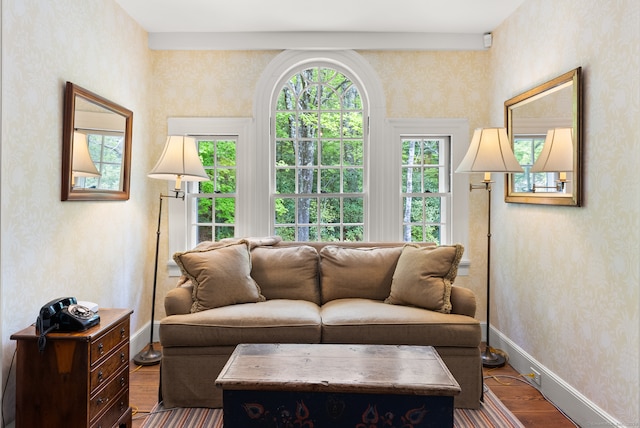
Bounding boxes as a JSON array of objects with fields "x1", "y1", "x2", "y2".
[
  {"x1": 484, "y1": 323, "x2": 624, "y2": 427},
  {"x1": 130, "y1": 320, "x2": 161, "y2": 357}
]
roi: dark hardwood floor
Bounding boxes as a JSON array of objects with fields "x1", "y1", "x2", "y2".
[{"x1": 129, "y1": 343, "x2": 577, "y2": 427}]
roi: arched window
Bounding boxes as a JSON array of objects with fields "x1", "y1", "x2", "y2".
[{"x1": 273, "y1": 66, "x2": 365, "y2": 241}]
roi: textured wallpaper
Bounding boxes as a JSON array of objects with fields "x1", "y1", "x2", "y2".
[
  {"x1": 1, "y1": 1, "x2": 153, "y2": 419},
  {"x1": 2, "y1": 0, "x2": 637, "y2": 425},
  {"x1": 490, "y1": 0, "x2": 639, "y2": 423}
]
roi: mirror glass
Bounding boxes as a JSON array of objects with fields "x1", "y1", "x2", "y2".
[
  {"x1": 505, "y1": 67, "x2": 582, "y2": 206},
  {"x1": 62, "y1": 82, "x2": 132, "y2": 201}
]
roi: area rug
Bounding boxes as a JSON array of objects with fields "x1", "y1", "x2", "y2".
[{"x1": 139, "y1": 388, "x2": 524, "y2": 428}]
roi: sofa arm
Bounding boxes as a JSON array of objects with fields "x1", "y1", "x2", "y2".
[
  {"x1": 165, "y1": 282, "x2": 194, "y2": 316},
  {"x1": 450, "y1": 286, "x2": 477, "y2": 318}
]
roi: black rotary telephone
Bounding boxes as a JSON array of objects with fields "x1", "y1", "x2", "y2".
[{"x1": 36, "y1": 297, "x2": 100, "y2": 351}]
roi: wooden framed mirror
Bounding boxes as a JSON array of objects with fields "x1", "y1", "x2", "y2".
[
  {"x1": 504, "y1": 67, "x2": 582, "y2": 206},
  {"x1": 62, "y1": 82, "x2": 133, "y2": 201}
]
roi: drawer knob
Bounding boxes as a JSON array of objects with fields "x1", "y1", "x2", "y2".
[
  {"x1": 120, "y1": 327, "x2": 126, "y2": 338},
  {"x1": 120, "y1": 376, "x2": 126, "y2": 387},
  {"x1": 98, "y1": 371, "x2": 103, "y2": 382},
  {"x1": 98, "y1": 343, "x2": 104, "y2": 355},
  {"x1": 120, "y1": 352, "x2": 126, "y2": 363},
  {"x1": 97, "y1": 397, "x2": 109, "y2": 406}
]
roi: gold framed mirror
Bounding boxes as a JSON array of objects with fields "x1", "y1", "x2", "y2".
[
  {"x1": 504, "y1": 67, "x2": 582, "y2": 206},
  {"x1": 61, "y1": 82, "x2": 133, "y2": 201}
]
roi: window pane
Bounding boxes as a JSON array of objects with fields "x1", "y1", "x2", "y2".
[
  {"x1": 215, "y1": 226, "x2": 234, "y2": 240},
  {"x1": 321, "y1": 140, "x2": 341, "y2": 166},
  {"x1": 343, "y1": 197, "x2": 363, "y2": 223},
  {"x1": 320, "y1": 197, "x2": 340, "y2": 223},
  {"x1": 196, "y1": 197, "x2": 212, "y2": 223},
  {"x1": 217, "y1": 169, "x2": 236, "y2": 192},
  {"x1": 276, "y1": 140, "x2": 295, "y2": 166},
  {"x1": 402, "y1": 167, "x2": 422, "y2": 193},
  {"x1": 425, "y1": 197, "x2": 442, "y2": 223},
  {"x1": 276, "y1": 169, "x2": 295, "y2": 193},
  {"x1": 423, "y1": 167, "x2": 439, "y2": 193},
  {"x1": 320, "y1": 112, "x2": 341, "y2": 139},
  {"x1": 320, "y1": 169, "x2": 340, "y2": 193},
  {"x1": 297, "y1": 140, "x2": 318, "y2": 166},
  {"x1": 275, "y1": 226, "x2": 295, "y2": 241},
  {"x1": 215, "y1": 198, "x2": 235, "y2": 224},
  {"x1": 198, "y1": 226, "x2": 212, "y2": 242},
  {"x1": 216, "y1": 140, "x2": 236, "y2": 166},
  {"x1": 320, "y1": 226, "x2": 340, "y2": 241},
  {"x1": 343, "y1": 112, "x2": 363, "y2": 137},
  {"x1": 343, "y1": 140, "x2": 363, "y2": 165},
  {"x1": 276, "y1": 112, "x2": 295, "y2": 138},
  {"x1": 275, "y1": 197, "x2": 295, "y2": 223},
  {"x1": 343, "y1": 225, "x2": 364, "y2": 241},
  {"x1": 343, "y1": 168, "x2": 363, "y2": 193},
  {"x1": 297, "y1": 168, "x2": 317, "y2": 193},
  {"x1": 423, "y1": 140, "x2": 440, "y2": 164},
  {"x1": 298, "y1": 198, "x2": 317, "y2": 223},
  {"x1": 298, "y1": 112, "x2": 318, "y2": 137}
]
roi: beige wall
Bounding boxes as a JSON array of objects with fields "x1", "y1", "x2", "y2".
[
  {"x1": 0, "y1": 0, "x2": 153, "y2": 420},
  {"x1": 1, "y1": 0, "x2": 638, "y2": 425},
  {"x1": 489, "y1": 0, "x2": 639, "y2": 423}
]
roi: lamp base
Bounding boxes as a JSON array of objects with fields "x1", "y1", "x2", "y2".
[
  {"x1": 133, "y1": 344, "x2": 162, "y2": 366},
  {"x1": 482, "y1": 346, "x2": 506, "y2": 368}
]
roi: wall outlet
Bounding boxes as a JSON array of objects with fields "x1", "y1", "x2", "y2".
[{"x1": 530, "y1": 367, "x2": 542, "y2": 386}]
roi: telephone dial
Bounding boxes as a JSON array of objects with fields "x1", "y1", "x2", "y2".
[{"x1": 36, "y1": 297, "x2": 100, "y2": 351}]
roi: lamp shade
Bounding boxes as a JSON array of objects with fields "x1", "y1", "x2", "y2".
[
  {"x1": 148, "y1": 136, "x2": 208, "y2": 184},
  {"x1": 456, "y1": 127, "x2": 524, "y2": 173},
  {"x1": 530, "y1": 128, "x2": 573, "y2": 173},
  {"x1": 72, "y1": 131, "x2": 101, "y2": 177}
]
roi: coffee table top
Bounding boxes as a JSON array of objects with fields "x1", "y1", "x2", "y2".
[{"x1": 215, "y1": 343, "x2": 460, "y2": 396}]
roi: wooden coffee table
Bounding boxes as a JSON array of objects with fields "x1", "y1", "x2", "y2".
[{"x1": 215, "y1": 343, "x2": 460, "y2": 427}]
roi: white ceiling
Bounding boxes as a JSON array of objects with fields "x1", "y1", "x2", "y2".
[{"x1": 115, "y1": 0, "x2": 526, "y2": 50}]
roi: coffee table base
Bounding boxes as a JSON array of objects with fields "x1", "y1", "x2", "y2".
[{"x1": 223, "y1": 389, "x2": 454, "y2": 427}]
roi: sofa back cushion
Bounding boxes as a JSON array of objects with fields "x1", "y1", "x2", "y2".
[
  {"x1": 251, "y1": 245, "x2": 321, "y2": 305},
  {"x1": 319, "y1": 245, "x2": 403, "y2": 303}
]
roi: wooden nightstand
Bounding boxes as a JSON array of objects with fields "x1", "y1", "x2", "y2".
[{"x1": 11, "y1": 308, "x2": 133, "y2": 428}]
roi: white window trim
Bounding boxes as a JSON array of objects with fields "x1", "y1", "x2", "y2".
[
  {"x1": 387, "y1": 118, "x2": 470, "y2": 275},
  {"x1": 166, "y1": 117, "x2": 253, "y2": 276}
]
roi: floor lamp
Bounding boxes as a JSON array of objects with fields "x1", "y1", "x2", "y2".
[
  {"x1": 133, "y1": 135, "x2": 209, "y2": 366},
  {"x1": 455, "y1": 128, "x2": 523, "y2": 368}
]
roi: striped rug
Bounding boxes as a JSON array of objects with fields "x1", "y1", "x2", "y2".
[{"x1": 139, "y1": 388, "x2": 524, "y2": 428}]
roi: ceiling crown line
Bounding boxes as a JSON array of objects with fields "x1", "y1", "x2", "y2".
[{"x1": 148, "y1": 31, "x2": 488, "y2": 51}]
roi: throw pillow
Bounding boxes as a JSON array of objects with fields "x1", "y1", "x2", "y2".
[
  {"x1": 385, "y1": 244, "x2": 464, "y2": 314},
  {"x1": 173, "y1": 240, "x2": 265, "y2": 313},
  {"x1": 320, "y1": 245, "x2": 404, "y2": 303}
]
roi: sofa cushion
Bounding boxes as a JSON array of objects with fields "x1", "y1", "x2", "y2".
[
  {"x1": 321, "y1": 298, "x2": 480, "y2": 347},
  {"x1": 385, "y1": 244, "x2": 464, "y2": 314},
  {"x1": 173, "y1": 240, "x2": 265, "y2": 313},
  {"x1": 159, "y1": 299, "x2": 322, "y2": 347},
  {"x1": 319, "y1": 245, "x2": 403, "y2": 303},
  {"x1": 251, "y1": 245, "x2": 321, "y2": 304}
]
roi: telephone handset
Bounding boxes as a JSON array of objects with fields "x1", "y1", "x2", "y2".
[{"x1": 36, "y1": 297, "x2": 100, "y2": 351}]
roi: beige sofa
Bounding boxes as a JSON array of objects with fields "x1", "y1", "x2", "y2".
[{"x1": 159, "y1": 239, "x2": 482, "y2": 409}]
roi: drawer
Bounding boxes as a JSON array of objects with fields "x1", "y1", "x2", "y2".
[
  {"x1": 91, "y1": 320, "x2": 129, "y2": 366},
  {"x1": 90, "y1": 389, "x2": 129, "y2": 428},
  {"x1": 90, "y1": 367, "x2": 129, "y2": 421},
  {"x1": 91, "y1": 342, "x2": 129, "y2": 393}
]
